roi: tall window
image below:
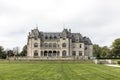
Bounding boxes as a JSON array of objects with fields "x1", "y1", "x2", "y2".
[
  {"x1": 45, "y1": 43, "x2": 48, "y2": 47},
  {"x1": 49, "y1": 43, "x2": 52, "y2": 48},
  {"x1": 41, "y1": 43, "x2": 44, "y2": 47},
  {"x1": 72, "y1": 51, "x2": 76, "y2": 56},
  {"x1": 34, "y1": 43, "x2": 38, "y2": 47},
  {"x1": 62, "y1": 43, "x2": 66, "y2": 48},
  {"x1": 72, "y1": 39, "x2": 75, "y2": 42},
  {"x1": 53, "y1": 43, "x2": 56, "y2": 48},
  {"x1": 58, "y1": 44, "x2": 60, "y2": 48},
  {"x1": 72, "y1": 44, "x2": 76, "y2": 48},
  {"x1": 80, "y1": 44, "x2": 82, "y2": 48},
  {"x1": 62, "y1": 50, "x2": 66, "y2": 56},
  {"x1": 76, "y1": 39, "x2": 79, "y2": 42},
  {"x1": 54, "y1": 36, "x2": 57, "y2": 39},
  {"x1": 79, "y1": 51, "x2": 82, "y2": 56},
  {"x1": 57, "y1": 51, "x2": 60, "y2": 56},
  {"x1": 34, "y1": 50, "x2": 38, "y2": 56},
  {"x1": 41, "y1": 51, "x2": 43, "y2": 56}
]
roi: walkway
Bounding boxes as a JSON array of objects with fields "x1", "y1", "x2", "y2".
[{"x1": 105, "y1": 64, "x2": 120, "y2": 67}]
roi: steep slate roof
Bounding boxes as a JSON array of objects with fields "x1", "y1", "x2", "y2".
[
  {"x1": 83, "y1": 37, "x2": 92, "y2": 45},
  {"x1": 43, "y1": 32, "x2": 61, "y2": 39},
  {"x1": 29, "y1": 28, "x2": 92, "y2": 45}
]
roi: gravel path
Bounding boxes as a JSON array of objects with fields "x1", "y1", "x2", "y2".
[{"x1": 105, "y1": 64, "x2": 120, "y2": 67}]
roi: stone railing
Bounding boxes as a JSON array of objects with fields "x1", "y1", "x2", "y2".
[{"x1": 94, "y1": 59, "x2": 114, "y2": 64}]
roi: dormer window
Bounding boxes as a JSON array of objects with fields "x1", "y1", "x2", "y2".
[
  {"x1": 50, "y1": 36, "x2": 52, "y2": 40},
  {"x1": 34, "y1": 37, "x2": 37, "y2": 40},
  {"x1": 45, "y1": 36, "x2": 48, "y2": 39},
  {"x1": 54, "y1": 36, "x2": 57, "y2": 39},
  {"x1": 63, "y1": 38, "x2": 66, "y2": 40}
]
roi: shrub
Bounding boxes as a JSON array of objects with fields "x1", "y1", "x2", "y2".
[{"x1": 117, "y1": 61, "x2": 120, "y2": 65}]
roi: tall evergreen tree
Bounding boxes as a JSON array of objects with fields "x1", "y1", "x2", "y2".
[
  {"x1": 0, "y1": 46, "x2": 6, "y2": 59},
  {"x1": 20, "y1": 45, "x2": 27, "y2": 56}
]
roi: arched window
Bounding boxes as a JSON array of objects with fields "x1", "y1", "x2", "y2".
[
  {"x1": 62, "y1": 43, "x2": 66, "y2": 48},
  {"x1": 62, "y1": 50, "x2": 66, "y2": 57},
  {"x1": 34, "y1": 43, "x2": 38, "y2": 47},
  {"x1": 49, "y1": 43, "x2": 52, "y2": 48},
  {"x1": 48, "y1": 51, "x2": 52, "y2": 56},
  {"x1": 34, "y1": 50, "x2": 38, "y2": 56},
  {"x1": 53, "y1": 51, "x2": 56, "y2": 56},
  {"x1": 53, "y1": 43, "x2": 56, "y2": 48},
  {"x1": 44, "y1": 51, "x2": 47, "y2": 56}
]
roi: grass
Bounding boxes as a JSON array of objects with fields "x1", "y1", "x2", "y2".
[{"x1": 0, "y1": 61, "x2": 120, "y2": 80}]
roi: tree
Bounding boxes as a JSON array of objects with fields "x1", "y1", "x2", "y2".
[
  {"x1": 112, "y1": 38, "x2": 120, "y2": 57},
  {"x1": 0, "y1": 46, "x2": 6, "y2": 59},
  {"x1": 20, "y1": 45, "x2": 27, "y2": 56},
  {"x1": 7, "y1": 50, "x2": 14, "y2": 57},
  {"x1": 93, "y1": 44, "x2": 102, "y2": 58},
  {"x1": 101, "y1": 46, "x2": 110, "y2": 58}
]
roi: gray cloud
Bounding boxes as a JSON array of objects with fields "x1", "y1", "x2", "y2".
[{"x1": 0, "y1": 0, "x2": 120, "y2": 50}]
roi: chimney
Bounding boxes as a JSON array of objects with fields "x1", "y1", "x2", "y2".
[
  {"x1": 69, "y1": 29, "x2": 71, "y2": 33},
  {"x1": 29, "y1": 32, "x2": 30, "y2": 35}
]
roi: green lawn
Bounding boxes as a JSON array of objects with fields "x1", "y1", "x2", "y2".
[{"x1": 0, "y1": 61, "x2": 120, "y2": 80}]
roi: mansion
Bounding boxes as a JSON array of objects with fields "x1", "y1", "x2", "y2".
[{"x1": 27, "y1": 27, "x2": 93, "y2": 59}]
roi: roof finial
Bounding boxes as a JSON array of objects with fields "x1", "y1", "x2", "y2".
[
  {"x1": 63, "y1": 24, "x2": 66, "y2": 29},
  {"x1": 36, "y1": 24, "x2": 38, "y2": 29}
]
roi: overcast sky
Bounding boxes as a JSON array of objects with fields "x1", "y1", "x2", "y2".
[{"x1": 0, "y1": 0, "x2": 120, "y2": 50}]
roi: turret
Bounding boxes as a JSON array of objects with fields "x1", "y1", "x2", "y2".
[{"x1": 62, "y1": 28, "x2": 68, "y2": 38}]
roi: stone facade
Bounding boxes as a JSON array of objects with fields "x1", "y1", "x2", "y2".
[{"x1": 27, "y1": 27, "x2": 93, "y2": 59}]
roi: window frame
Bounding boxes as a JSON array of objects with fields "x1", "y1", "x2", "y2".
[
  {"x1": 34, "y1": 43, "x2": 38, "y2": 47},
  {"x1": 62, "y1": 43, "x2": 66, "y2": 48}
]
